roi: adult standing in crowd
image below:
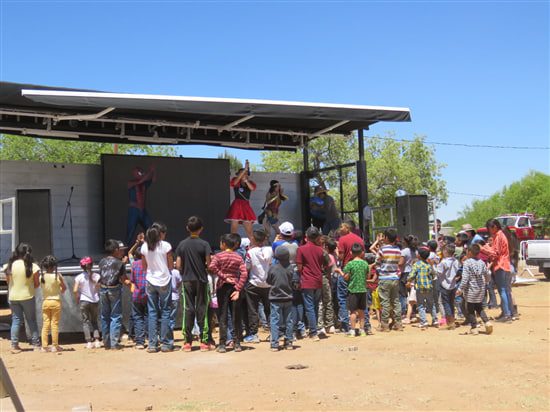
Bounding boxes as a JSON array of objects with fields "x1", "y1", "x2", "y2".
[
  {"x1": 225, "y1": 160, "x2": 256, "y2": 240},
  {"x1": 481, "y1": 219, "x2": 514, "y2": 323},
  {"x1": 5, "y1": 242, "x2": 41, "y2": 353}
]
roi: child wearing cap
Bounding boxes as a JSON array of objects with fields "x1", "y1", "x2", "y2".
[
  {"x1": 74, "y1": 256, "x2": 102, "y2": 349},
  {"x1": 98, "y1": 239, "x2": 131, "y2": 350}
]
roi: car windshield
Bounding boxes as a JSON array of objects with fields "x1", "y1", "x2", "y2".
[{"x1": 497, "y1": 217, "x2": 515, "y2": 227}]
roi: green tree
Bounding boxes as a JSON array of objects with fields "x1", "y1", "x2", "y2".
[
  {"x1": 260, "y1": 132, "x2": 447, "y2": 224},
  {"x1": 448, "y1": 171, "x2": 550, "y2": 235},
  {"x1": 0, "y1": 134, "x2": 177, "y2": 164},
  {"x1": 217, "y1": 150, "x2": 243, "y2": 172}
]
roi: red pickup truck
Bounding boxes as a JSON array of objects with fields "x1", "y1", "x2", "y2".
[{"x1": 477, "y1": 214, "x2": 536, "y2": 242}]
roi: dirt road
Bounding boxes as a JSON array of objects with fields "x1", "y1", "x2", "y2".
[{"x1": 1, "y1": 277, "x2": 549, "y2": 411}]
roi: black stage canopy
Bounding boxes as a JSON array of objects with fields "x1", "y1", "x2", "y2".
[{"x1": 0, "y1": 81, "x2": 411, "y2": 150}]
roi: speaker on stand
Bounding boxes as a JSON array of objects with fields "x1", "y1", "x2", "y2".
[{"x1": 395, "y1": 194, "x2": 429, "y2": 242}]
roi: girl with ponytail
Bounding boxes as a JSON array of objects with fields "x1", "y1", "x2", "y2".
[
  {"x1": 5, "y1": 242, "x2": 41, "y2": 353},
  {"x1": 40, "y1": 255, "x2": 66, "y2": 352}
]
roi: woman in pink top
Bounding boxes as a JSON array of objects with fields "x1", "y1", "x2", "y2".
[{"x1": 481, "y1": 219, "x2": 514, "y2": 322}]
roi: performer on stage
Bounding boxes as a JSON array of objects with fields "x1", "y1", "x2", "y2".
[
  {"x1": 225, "y1": 160, "x2": 256, "y2": 239},
  {"x1": 260, "y1": 180, "x2": 288, "y2": 237},
  {"x1": 126, "y1": 164, "x2": 156, "y2": 246}
]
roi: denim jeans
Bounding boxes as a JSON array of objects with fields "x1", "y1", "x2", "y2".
[
  {"x1": 100, "y1": 286, "x2": 123, "y2": 348},
  {"x1": 270, "y1": 301, "x2": 294, "y2": 348},
  {"x1": 146, "y1": 281, "x2": 173, "y2": 350},
  {"x1": 494, "y1": 269, "x2": 513, "y2": 317},
  {"x1": 291, "y1": 291, "x2": 305, "y2": 334},
  {"x1": 332, "y1": 275, "x2": 350, "y2": 332},
  {"x1": 416, "y1": 289, "x2": 435, "y2": 325},
  {"x1": 486, "y1": 278, "x2": 498, "y2": 308},
  {"x1": 440, "y1": 287, "x2": 456, "y2": 318},
  {"x1": 378, "y1": 280, "x2": 402, "y2": 326},
  {"x1": 132, "y1": 301, "x2": 148, "y2": 345},
  {"x1": 302, "y1": 288, "x2": 321, "y2": 336},
  {"x1": 80, "y1": 301, "x2": 100, "y2": 342},
  {"x1": 10, "y1": 297, "x2": 40, "y2": 347},
  {"x1": 170, "y1": 298, "x2": 179, "y2": 333}
]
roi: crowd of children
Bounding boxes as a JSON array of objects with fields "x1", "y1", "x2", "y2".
[{"x1": 5, "y1": 216, "x2": 519, "y2": 354}]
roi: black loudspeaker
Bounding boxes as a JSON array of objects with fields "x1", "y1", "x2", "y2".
[
  {"x1": 17, "y1": 189, "x2": 53, "y2": 261},
  {"x1": 395, "y1": 195, "x2": 429, "y2": 242}
]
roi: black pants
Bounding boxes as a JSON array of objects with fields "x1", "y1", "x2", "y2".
[
  {"x1": 182, "y1": 281, "x2": 209, "y2": 344},
  {"x1": 466, "y1": 301, "x2": 489, "y2": 328},
  {"x1": 245, "y1": 284, "x2": 271, "y2": 335},
  {"x1": 217, "y1": 283, "x2": 243, "y2": 345}
]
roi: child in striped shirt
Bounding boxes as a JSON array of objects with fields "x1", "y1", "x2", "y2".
[
  {"x1": 457, "y1": 244, "x2": 493, "y2": 335},
  {"x1": 208, "y1": 233, "x2": 248, "y2": 353}
]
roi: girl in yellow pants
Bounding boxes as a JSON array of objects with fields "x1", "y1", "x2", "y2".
[{"x1": 40, "y1": 255, "x2": 66, "y2": 352}]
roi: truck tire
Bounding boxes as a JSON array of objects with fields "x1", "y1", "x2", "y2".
[{"x1": 544, "y1": 268, "x2": 550, "y2": 280}]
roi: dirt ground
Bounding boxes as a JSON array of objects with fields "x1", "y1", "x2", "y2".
[{"x1": 1, "y1": 275, "x2": 549, "y2": 412}]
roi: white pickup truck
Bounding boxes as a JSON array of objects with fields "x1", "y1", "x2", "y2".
[{"x1": 525, "y1": 240, "x2": 550, "y2": 279}]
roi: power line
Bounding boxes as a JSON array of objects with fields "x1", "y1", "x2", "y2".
[
  {"x1": 449, "y1": 191, "x2": 490, "y2": 198},
  {"x1": 370, "y1": 136, "x2": 549, "y2": 150}
]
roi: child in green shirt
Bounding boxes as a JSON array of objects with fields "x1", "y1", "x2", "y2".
[{"x1": 343, "y1": 243, "x2": 369, "y2": 337}]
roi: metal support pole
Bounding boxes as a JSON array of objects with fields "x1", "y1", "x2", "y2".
[
  {"x1": 357, "y1": 129, "x2": 369, "y2": 240},
  {"x1": 301, "y1": 143, "x2": 311, "y2": 229},
  {"x1": 338, "y1": 166, "x2": 344, "y2": 220}
]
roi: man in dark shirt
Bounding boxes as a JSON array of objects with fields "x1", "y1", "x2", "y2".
[
  {"x1": 175, "y1": 216, "x2": 212, "y2": 352},
  {"x1": 296, "y1": 227, "x2": 329, "y2": 341},
  {"x1": 98, "y1": 239, "x2": 130, "y2": 350}
]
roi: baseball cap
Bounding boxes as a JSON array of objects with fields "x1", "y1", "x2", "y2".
[
  {"x1": 117, "y1": 241, "x2": 128, "y2": 249},
  {"x1": 279, "y1": 221, "x2": 294, "y2": 236}
]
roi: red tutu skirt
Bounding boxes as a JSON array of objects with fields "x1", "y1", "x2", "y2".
[{"x1": 225, "y1": 199, "x2": 256, "y2": 223}]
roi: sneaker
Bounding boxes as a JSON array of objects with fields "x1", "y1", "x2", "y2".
[
  {"x1": 318, "y1": 328, "x2": 327, "y2": 337},
  {"x1": 485, "y1": 321, "x2": 494, "y2": 335},
  {"x1": 40, "y1": 347, "x2": 49, "y2": 353},
  {"x1": 135, "y1": 344, "x2": 145, "y2": 350},
  {"x1": 431, "y1": 322, "x2": 440, "y2": 329},
  {"x1": 270, "y1": 346, "x2": 279, "y2": 352},
  {"x1": 216, "y1": 344, "x2": 226, "y2": 353},
  {"x1": 328, "y1": 326, "x2": 336, "y2": 334},
  {"x1": 345, "y1": 331, "x2": 356, "y2": 338},
  {"x1": 310, "y1": 334, "x2": 320, "y2": 342},
  {"x1": 226, "y1": 340, "x2": 234, "y2": 350},
  {"x1": 402, "y1": 318, "x2": 411, "y2": 324},
  {"x1": 51, "y1": 345, "x2": 63, "y2": 353},
  {"x1": 284, "y1": 343, "x2": 294, "y2": 350},
  {"x1": 200, "y1": 342, "x2": 210, "y2": 352},
  {"x1": 147, "y1": 347, "x2": 159, "y2": 353},
  {"x1": 86, "y1": 342, "x2": 93, "y2": 349},
  {"x1": 10, "y1": 346, "x2": 22, "y2": 354},
  {"x1": 496, "y1": 316, "x2": 513, "y2": 324},
  {"x1": 243, "y1": 334, "x2": 260, "y2": 344},
  {"x1": 161, "y1": 346, "x2": 174, "y2": 353},
  {"x1": 113, "y1": 344, "x2": 124, "y2": 351},
  {"x1": 183, "y1": 343, "x2": 192, "y2": 352},
  {"x1": 94, "y1": 340, "x2": 102, "y2": 349},
  {"x1": 420, "y1": 323, "x2": 429, "y2": 330},
  {"x1": 359, "y1": 330, "x2": 367, "y2": 337},
  {"x1": 234, "y1": 344, "x2": 243, "y2": 352}
]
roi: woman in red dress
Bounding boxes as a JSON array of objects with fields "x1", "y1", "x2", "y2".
[{"x1": 225, "y1": 160, "x2": 256, "y2": 239}]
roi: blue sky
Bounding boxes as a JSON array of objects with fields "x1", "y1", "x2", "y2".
[{"x1": 1, "y1": 1, "x2": 548, "y2": 222}]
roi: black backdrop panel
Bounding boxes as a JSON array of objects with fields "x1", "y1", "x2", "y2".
[
  {"x1": 17, "y1": 189, "x2": 52, "y2": 261},
  {"x1": 396, "y1": 195, "x2": 429, "y2": 242},
  {"x1": 102, "y1": 154, "x2": 230, "y2": 248}
]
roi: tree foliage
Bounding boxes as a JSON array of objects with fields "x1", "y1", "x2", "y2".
[
  {"x1": 260, "y1": 132, "x2": 447, "y2": 224},
  {"x1": 447, "y1": 171, "x2": 550, "y2": 234},
  {"x1": 0, "y1": 134, "x2": 177, "y2": 164},
  {"x1": 217, "y1": 149, "x2": 243, "y2": 172}
]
